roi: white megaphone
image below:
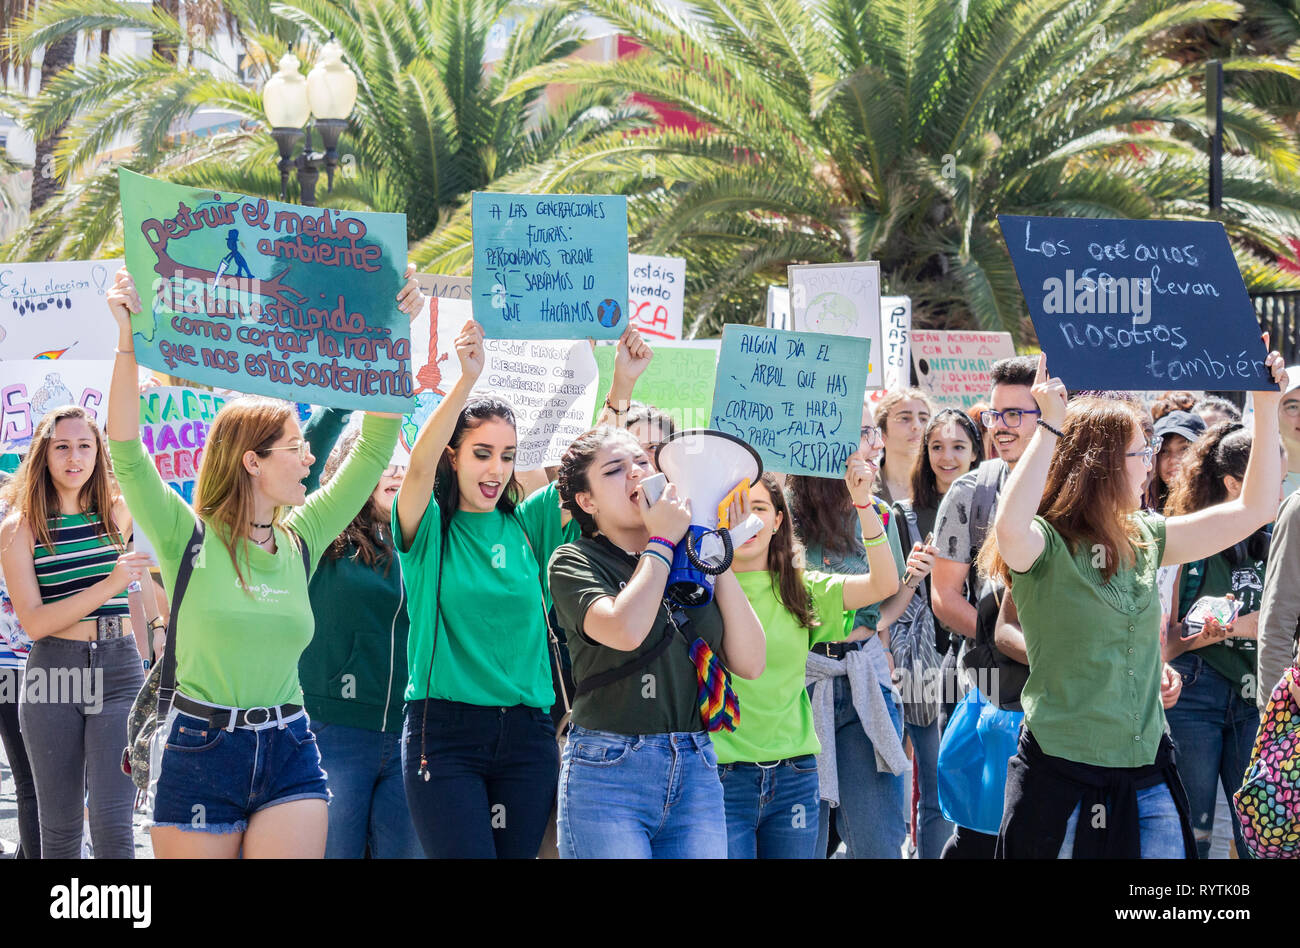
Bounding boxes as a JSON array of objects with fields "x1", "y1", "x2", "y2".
[{"x1": 648, "y1": 429, "x2": 765, "y2": 607}]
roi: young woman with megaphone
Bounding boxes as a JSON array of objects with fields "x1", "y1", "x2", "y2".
[
  {"x1": 549, "y1": 426, "x2": 766, "y2": 858},
  {"x1": 715, "y1": 466, "x2": 910, "y2": 857}
]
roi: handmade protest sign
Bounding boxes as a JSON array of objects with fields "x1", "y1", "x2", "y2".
[
  {"x1": 1, "y1": 360, "x2": 113, "y2": 453},
  {"x1": 119, "y1": 169, "x2": 412, "y2": 411},
  {"x1": 416, "y1": 272, "x2": 471, "y2": 301},
  {"x1": 788, "y1": 262, "x2": 882, "y2": 387},
  {"x1": 592, "y1": 340, "x2": 719, "y2": 429},
  {"x1": 471, "y1": 193, "x2": 628, "y2": 340},
  {"x1": 765, "y1": 286, "x2": 791, "y2": 330},
  {"x1": 627, "y1": 254, "x2": 685, "y2": 340},
  {"x1": 711, "y1": 326, "x2": 870, "y2": 477},
  {"x1": 138, "y1": 386, "x2": 228, "y2": 504},
  {"x1": 0, "y1": 259, "x2": 122, "y2": 360},
  {"x1": 999, "y1": 215, "x2": 1273, "y2": 391},
  {"x1": 867, "y1": 296, "x2": 913, "y2": 406},
  {"x1": 911, "y1": 329, "x2": 1016, "y2": 411},
  {"x1": 403, "y1": 296, "x2": 598, "y2": 469}
]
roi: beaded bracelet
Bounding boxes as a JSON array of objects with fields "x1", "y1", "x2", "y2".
[
  {"x1": 1036, "y1": 418, "x2": 1065, "y2": 438},
  {"x1": 862, "y1": 531, "x2": 888, "y2": 548},
  {"x1": 641, "y1": 548, "x2": 673, "y2": 570},
  {"x1": 605, "y1": 397, "x2": 629, "y2": 416}
]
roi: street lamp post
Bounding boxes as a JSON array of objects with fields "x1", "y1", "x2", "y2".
[{"x1": 261, "y1": 37, "x2": 358, "y2": 206}]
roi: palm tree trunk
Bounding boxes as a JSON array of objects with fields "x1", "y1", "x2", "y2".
[{"x1": 30, "y1": 31, "x2": 76, "y2": 213}]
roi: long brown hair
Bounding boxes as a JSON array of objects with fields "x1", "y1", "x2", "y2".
[
  {"x1": 1165, "y1": 421, "x2": 1251, "y2": 517},
  {"x1": 787, "y1": 474, "x2": 856, "y2": 556},
  {"x1": 194, "y1": 396, "x2": 297, "y2": 590},
  {"x1": 979, "y1": 397, "x2": 1146, "y2": 586},
  {"x1": 321, "y1": 427, "x2": 394, "y2": 574},
  {"x1": 752, "y1": 473, "x2": 819, "y2": 630},
  {"x1": 7, "y1": 406, "x2": 124, "y2": 556}
]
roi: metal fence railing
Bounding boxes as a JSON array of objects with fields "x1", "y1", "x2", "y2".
[{"x1": 1251, "y1": 291, "x2": 1300, "y2": 367}]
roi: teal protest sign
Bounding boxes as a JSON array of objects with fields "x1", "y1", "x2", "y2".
[
  {"x1": 471, "y1": 193, "x2": 628, "y2": 340},
  {"x1": 711, "y1": 326, "x2": 869, "y2": 477},
  {"x1": 119, "y1": 169, "x2": 412, "y2": 411}
]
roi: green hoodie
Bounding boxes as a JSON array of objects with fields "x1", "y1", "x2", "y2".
[{"x1": 298, "y1": 408, "x2": 409, "y2": 733}]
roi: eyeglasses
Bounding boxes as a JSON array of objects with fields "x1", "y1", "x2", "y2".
[
  {"x1": 980, "y1": 408, "x2": 1041, "y2": 429},
  {"x1": 1126, "y1": 446, "x2": 1156, "y2": 466},
  {"x1": 860, "y1": 425, "x2": 880, "y2": 442},
  {"x1": 262, "y1": 440, "x2": 311, "y2": 464}
]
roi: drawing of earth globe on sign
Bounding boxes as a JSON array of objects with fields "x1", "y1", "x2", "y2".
[
  {"x1": 597, "y1": 298, "x2": 622, "y2": 329},
  {"x1": 807, "y1": 292, "x2": 858, "y2": 333}
]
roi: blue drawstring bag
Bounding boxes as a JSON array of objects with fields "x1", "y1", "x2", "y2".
[{"x1": 937, "y1": 686, "x2": 1025, "y2": 836}]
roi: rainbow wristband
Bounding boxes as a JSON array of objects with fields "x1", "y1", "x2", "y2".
[{"x1": 642, "y1": 548, "x2": 673, "y2": 570}]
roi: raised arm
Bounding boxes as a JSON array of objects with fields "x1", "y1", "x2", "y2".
[
  {"x1": 993, "y1": 353, "x2": 1067, "y2": 573},
  {"x1": 106, "y1": 267, "x2": 143, "y2": 444},
  {"x1": 1257, "y1": 492, "x2": 1300, "y2": 712},
  {"x1": 395, "y1": 319, "x2": 484, "y2": 548},
  {"x1": 1163, "y1": 345, "x2": 1286, "y2": 566},
  {"x1": 840, "y1": 454, "x2": 901, "y2": 611},
  {"x1": 593, "y1": 326, "x2": 653, "y2": 427}
]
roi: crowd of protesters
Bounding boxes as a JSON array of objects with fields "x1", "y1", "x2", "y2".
[{"x1": 0, "y1": 268, "x2": 1296, "y2": 859}]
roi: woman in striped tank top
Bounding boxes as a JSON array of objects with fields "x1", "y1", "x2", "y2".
[{"x1": 0, "y1": 406, "x2": 155, "y2": 857}]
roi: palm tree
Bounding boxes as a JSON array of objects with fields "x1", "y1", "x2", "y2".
[
  {"x1": 443, "y1": 0, "x2": 1300, "y2": 338},
  {"x1": 2, "y1": 0, "x2": 647, "y2": 259}
]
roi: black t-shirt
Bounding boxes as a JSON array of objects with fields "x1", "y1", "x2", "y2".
[{"x1": 547, "y1": 535, "x2": 725, "y2": 734}]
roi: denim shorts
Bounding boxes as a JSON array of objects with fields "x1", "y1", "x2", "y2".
[{"x1": 152, "y1": 706, "x2": 330, "y2": 834}]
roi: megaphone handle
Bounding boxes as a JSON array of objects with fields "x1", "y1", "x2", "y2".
[{"x1": 686, "y1": 527, "x2": 733, "y2": 575}]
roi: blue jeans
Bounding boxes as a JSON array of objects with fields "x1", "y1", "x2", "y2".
[
  {"x1": 906, "y1": 718, "x2": 954, "y2": 859},
  {"x1": 813, "y1": 676, "x2": 907, "y2": 859},
  {"x1": 314, "y1": 722, "x2": 421, "y2": 859},
  {"x1": 1057, "y1": 781, "x2": 1186, "y2": 858},
  {"x1": 1165, "y1": 654, "x2": 1259, "y2": 858},
  {"x1": 558, "y1": 726, "x2": 726, "y2": 859},
  {"x1": 719, "y1": 756, "x2": 820, "y2": 858},
  {"x1": 401, "y1": 699, "x2": 559, "y2": 859}
]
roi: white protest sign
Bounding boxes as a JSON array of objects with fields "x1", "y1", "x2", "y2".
[
  {"x1": 403, "y1": 297, "x2": 598, "y2": 469},
  {"x1": 627, "y1": 254, "x2": 685, "y2": 340},
  {"x1": 788, "y1": 262, "x2": 883, "y2": 387},
  {"x1": 1, "y1": 360, "x2": 114, "y2": 453},
  {"x1": 415, "y1": 272, "x2": 472, "y2": 302},
  {"x1": 910, "y1": 329, "x2": 1016, "y2": 411},
  {"x1": 765, "y1": 286, "x2": 791, "y2": 331},
  {"x1": 0, "y1": 259, "x2": 122, "y2": 360},
  {"x1": 867, "y1": 296, "x2": 913, "y2": 404}
]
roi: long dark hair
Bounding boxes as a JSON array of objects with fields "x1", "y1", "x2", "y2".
[
  {"x1": 321, "y1": 427, "x2": 393, "y2": 575},
  {"x1": 787, "y1": 474, "x2": 856, "y2": 556},
  {"x1": 910, "y1": 408, "x2": 981, "y2": 512},
  {"x1": 556, "y1": 426, "x2": 642, "y2": 538},
  {"x1": 753, "y1": 473, "x2": 819, "y2": 630},
  {"x1": 434, "y1": 394, "x2": 523, "y2": 531},
  {"x1": 1165, "y1": 422, "x2": 1268, "y2": 564}
]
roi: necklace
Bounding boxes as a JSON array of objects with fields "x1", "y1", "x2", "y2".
[
  {"x1": 250, "y1": 519, "x2": 273, "y2": 529},
  {"x1": 251, "y1": 526, "x2": 275, "y2": 547}
]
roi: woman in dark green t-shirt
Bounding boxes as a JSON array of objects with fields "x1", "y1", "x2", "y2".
[
  {"x1": 394, "y1": 319, "x2": 568, "y2": 859},
  {"x1": 548, "y1": 426, "x2": 766, "y2": 859},
  {"x1": 983, "y1": 352, "x2": 1287, "y2": 858},
  {"x1": 1163, "y1": 421, "x2": 1269, "y2": 858}
]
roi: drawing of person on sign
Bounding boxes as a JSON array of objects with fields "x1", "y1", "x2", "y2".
[{"x1": 213, "y1": 228, "x2": 254, "y2": 286}]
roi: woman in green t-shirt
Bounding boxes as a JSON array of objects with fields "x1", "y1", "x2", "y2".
[
  {"x1": 1163, "y1": 421, "x2": 1271, "y2": 858},
  {"x1": 394, "y1": 318, "x2": 571, "y2": 859},
  {"x1": 548, "y1": 426, "x2": 766, "y2": 858},
  {"x1": 983, "y1": 350, "x2": 1286, "y2": 858},
  {"x1": 720, "y1": 471, "x2": 909, "y2": 858}
]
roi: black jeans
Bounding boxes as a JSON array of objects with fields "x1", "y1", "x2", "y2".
[
  {"x1": 0, "y1": 669, "x2": 39, "y2": 858},
  {"x1": 401, "y1": 699, "x2": 559, "y2": 858}
]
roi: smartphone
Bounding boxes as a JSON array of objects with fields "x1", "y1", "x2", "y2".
[
  {"x1": 1182, "y1": 595, "x2": 1242, "y2": 639},
  {"x1": 901, "y1": 532, "x2": 936, "y2": 587},
  {"x1": 640, "y1": 472, "x2": 668, "y2": 507}
]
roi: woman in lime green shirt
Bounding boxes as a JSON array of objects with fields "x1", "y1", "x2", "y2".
[
  {"x1": 719, "y1": 469, "x2": 906, "y2": 857},
  {"x1": 983, "y1": 351, "x2": 1286, "y2": 858},
  {"x1": 104, "y1": 267, "x2": 416, "y2": 859},
  {"x1": 394, "y1": 317, "x2": 573, "y2": 858}
]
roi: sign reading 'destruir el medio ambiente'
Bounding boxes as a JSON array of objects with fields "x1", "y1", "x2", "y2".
[
  {"x1": 471, "y1": 193, "x2": 628, "y2": 340},
  {"x1": 138, "y1": 386, "x2": 228, "y2": 503},
  {"x1": 119, "y1": 169, "x2": 412, "y2": 412},
  {"x1": 711, "y1": 326, "x2": 870, "y2": 478},
  {"x1": 0, "y1": 259, "x2": 122, "y2": 360},
  {"x1": 999, "y1": 215, "x2": 1273, "y2": 391}
]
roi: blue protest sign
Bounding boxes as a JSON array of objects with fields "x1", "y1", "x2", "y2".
[
  {"x1": 710, "y1": 325, "x2": 869, "y2": 477},
  {"x1": 471, "y1": 193, "x2": 629, "y2": 340},
  {"x1": 999, "y1": 215, "x2": 1272, "y2": 391}
]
